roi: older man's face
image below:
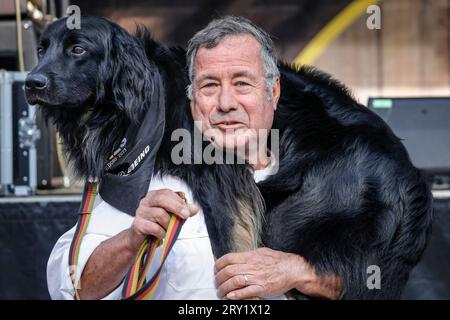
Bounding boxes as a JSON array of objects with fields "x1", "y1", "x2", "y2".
[{"x1": 190, "y1": 34, "x2": 280, "y2": 152}]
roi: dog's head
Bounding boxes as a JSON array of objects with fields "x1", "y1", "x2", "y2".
[
  {"x1": 25, "y1": 16, "x2": 160, "y2": 180},
  {"x1": 25, "y1": 16, "x2": 152, "y2": 120}
]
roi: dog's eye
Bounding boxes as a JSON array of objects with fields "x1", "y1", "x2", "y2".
[
  {"x1": 37, "y1": 48, "x2": 44, "y2": 57},
  {"x1": 71, "y1": 46, "x2": 86, "y2": 55}
]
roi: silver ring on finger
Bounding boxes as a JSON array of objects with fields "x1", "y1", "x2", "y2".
[{"x1": 243, "y1": 275, "x2": 249, "y2": 287}]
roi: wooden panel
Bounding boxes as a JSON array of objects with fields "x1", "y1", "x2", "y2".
[
  {"x1": 420, "y1": 0, "x2": 450, "y2": 87},
  {"x1": 314, "y1": 3, "x2": 380, "y2": 104},
  {"x1": 380, "y1": 0, "x2": 422, "y2": 88},
  {"x1": 312, "y1": 0, "x2": 450, "y2": 103}
]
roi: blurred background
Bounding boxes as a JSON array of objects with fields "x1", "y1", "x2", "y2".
[{"x1": 0, "y1": 0, "x2": 449, "y2": 299}]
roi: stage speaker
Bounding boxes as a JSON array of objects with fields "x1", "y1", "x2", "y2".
[{"x1": 368, "y1": 97, "x2": 450, "y2": 176}]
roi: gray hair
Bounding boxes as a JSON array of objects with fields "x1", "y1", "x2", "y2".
[{"x1": 186, "y1": 16, "x2": 280, "y2": 101}]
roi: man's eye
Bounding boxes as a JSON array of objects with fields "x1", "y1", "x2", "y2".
[
  {"x1": 203, "y1": 83, "x2": 217, "y2": 88},
  {"x1": 236, "y1": 82, "x2": 249, "y2": 87},
  {"x1": 71, "y1": 46, "x2": 86, "y2": 55}
]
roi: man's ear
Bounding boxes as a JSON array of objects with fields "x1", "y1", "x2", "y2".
[
  {"x1": 190, "y1": 97, "x2": 199, "y2": 123},
  {"x1": 272, "y1": 77, "x2": 280, "y2": 111},
  {"x1": 189, "y1": 86, "x2": 196, "y2": 115}
]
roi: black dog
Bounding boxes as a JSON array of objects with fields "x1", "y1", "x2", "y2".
[
  {"x1": 25, "y1": 16, "x2": 433, "y2": 299},
  {"x1": 25, "y1": 17, "x2": 158, "y2": 179}
]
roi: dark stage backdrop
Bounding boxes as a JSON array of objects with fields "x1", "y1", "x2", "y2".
[
  {"x1": 0, "y1": 196, "x2": 449, "y2": 299},
  {"x1": 0, "y1": 197, "x2": 79, "y2": 299}
]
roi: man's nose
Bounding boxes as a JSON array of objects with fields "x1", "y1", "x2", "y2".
[
  {"x1": 25, "y1": 73, "x2": 49, "y2": 91},
  {"x1": 217, "y1": 85, "x2": 238, "y2": 112}
]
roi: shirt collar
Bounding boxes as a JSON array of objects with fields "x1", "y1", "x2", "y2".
[{"x1": 253, "y1": 150, "x2": 278, "y2": 183}]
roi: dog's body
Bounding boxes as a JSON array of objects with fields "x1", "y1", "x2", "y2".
[{"x1": 26, "y1": 17, "x2": 433, "y2": 299}]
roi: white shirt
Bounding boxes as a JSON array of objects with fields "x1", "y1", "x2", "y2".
[{"x1": 47, "y1": 157, "x2": 284, "y2": 300}]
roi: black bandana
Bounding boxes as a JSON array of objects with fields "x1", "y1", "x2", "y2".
[{"x1": 98, "y1": 75, "x2": 166, "y2": 216}]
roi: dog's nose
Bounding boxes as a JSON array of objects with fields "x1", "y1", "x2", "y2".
[{"x1": 25, "y1": 73, "x2": 48, "y2": 90}]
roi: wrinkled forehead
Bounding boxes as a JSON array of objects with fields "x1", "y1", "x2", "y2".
[
  {"x1": 201, "y1": 33, "x2": 262, "y2": 52},
  {"x1": 194, "y1": 34, "x2": 264, "y2": 73},
  {"x1": 195, "y1": 34, "x2": 263, "y2": 65}
]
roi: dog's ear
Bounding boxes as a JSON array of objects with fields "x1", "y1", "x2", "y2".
[{"x1": 97, "y1": 24, "x2": 153, "y2": 122}]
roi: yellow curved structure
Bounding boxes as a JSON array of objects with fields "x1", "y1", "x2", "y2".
[{"x1": 293, "y1": 0, "x2": 381, "y2": 67}]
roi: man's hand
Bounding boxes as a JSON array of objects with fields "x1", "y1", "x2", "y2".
[
  {"x1": 214, "y1": 247, "x2": 342, "y2": 300},
  {"x1": 78, "y1": 189, "x2": 198, "y2": 300},
  {"x1": 127, "y1": 189, "x2": 199, "y2": 252}
]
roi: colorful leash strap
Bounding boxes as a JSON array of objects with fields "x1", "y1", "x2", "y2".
[
  {"x1": 121, "y1": 192, "x2": 186, "y2": 300},
  {"x1": 68, "y1": 182, "x2": 186, "y2": 300},
  {"x1": 68, "y1": 181, "x2": 98, "y2": 300}
]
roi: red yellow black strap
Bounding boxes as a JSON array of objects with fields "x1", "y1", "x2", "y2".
[
  {"x1": 122, "y1": 192, "x2": 186, "y2": 300},
  {"x1": 68, "y1": 181, "x2": 98, "y2": 300},
  {"x1": 68, "y1": 181, "x2": 186, "y2": 300}
]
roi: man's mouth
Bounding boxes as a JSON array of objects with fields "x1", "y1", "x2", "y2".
[{"x1": 214, "y1": 121, "x2": 246, "y2": 131}]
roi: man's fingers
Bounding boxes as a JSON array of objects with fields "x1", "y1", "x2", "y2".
[
  {"x1": 145, "y1": 190, "x2": 189, "y2": 219},
  {"x1": 151, "y1": 208, "x2": 171, "y2": 229},
  {"x1": 215, "y1": 264, "x2": 249, "y2": 286},
  {"x1": 227, "y1": 285, "x2": 261, "y2": 300},
  {"x1": 137, "y1": 207, "x2": 170, "y2": 229},
  {"x1": 215, "y1": 252, "x2": 252, "y2": 273},
  {"x1": 217, "y1": 274, "x2": 248, "y2": 298},
  {"x1": 134, "y1": 218, "x2": 166, "y2": 239}
]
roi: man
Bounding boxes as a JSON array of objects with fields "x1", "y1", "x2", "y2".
[
  {"x1": 47, "y1": 16, "x2": 343, "y2": 300},
  {"x1": 48, "y1": 16, "x2": 431, "y2": 300}
]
